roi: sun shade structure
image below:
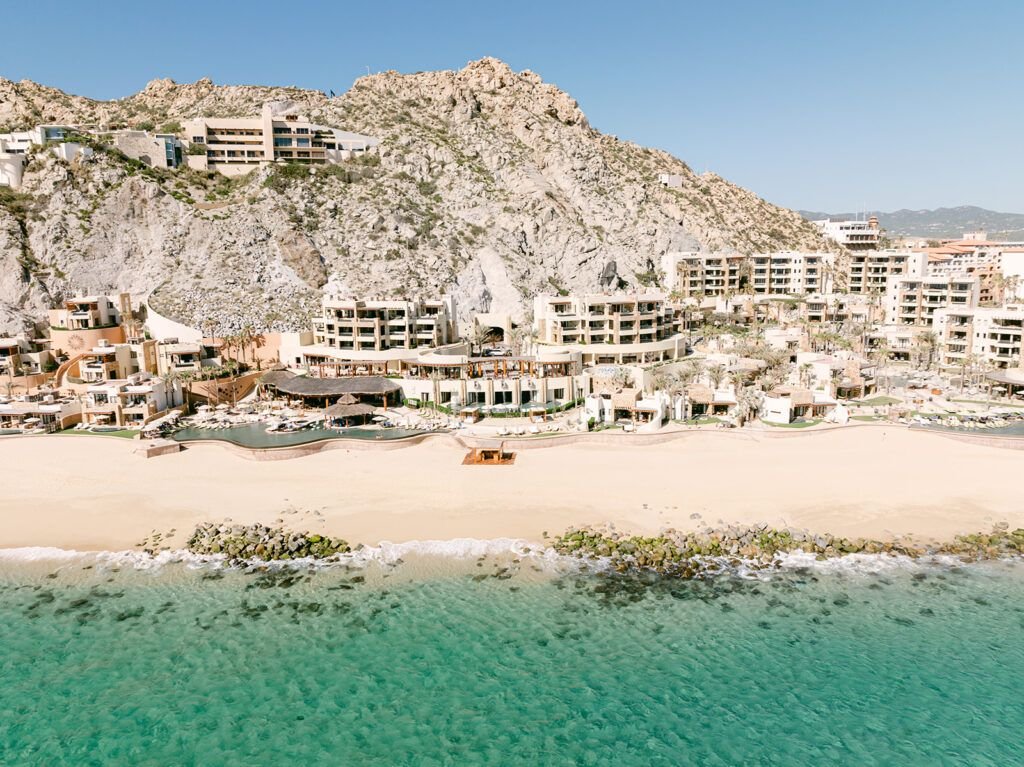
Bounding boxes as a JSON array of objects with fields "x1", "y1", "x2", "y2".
[
  {"x1": 324, "y1": 403, "x2": 376, "y2": 419},
  {"x1": 260, "y1": 370, "x2": 402, "y2": 398}
]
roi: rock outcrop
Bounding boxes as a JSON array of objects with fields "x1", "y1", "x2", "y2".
[{"x1": 0, "y1": 58, "x2": 831, "y2": 335}]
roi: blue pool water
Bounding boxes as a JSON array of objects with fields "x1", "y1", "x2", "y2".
[{"x1": 1, "y1": 553, "x2": 1022, "y2": 765}]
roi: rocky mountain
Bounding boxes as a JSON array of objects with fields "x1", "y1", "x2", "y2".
[
  {"x1": 0, "y1": 58, "x2": 830, "y2": 336},
  {"x1": 800, "y1": 206, "x2": 1024, "y2": 241}
]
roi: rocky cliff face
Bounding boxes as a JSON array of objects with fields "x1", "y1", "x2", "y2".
[{"x1": 0, "y1": 58, "x2": 831, "y2": 335}]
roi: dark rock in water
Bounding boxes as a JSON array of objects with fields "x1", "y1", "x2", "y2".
[{"x1": 115, "y1": 607, "x2": 145, "y2": 622}]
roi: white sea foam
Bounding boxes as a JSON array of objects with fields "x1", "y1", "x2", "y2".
[
  {"x1": 0, "y1": 542, "x2": 1005, "y2": 579},
  {"x1": 0, "y1": 546, "x2": 89, "y2": 562}
]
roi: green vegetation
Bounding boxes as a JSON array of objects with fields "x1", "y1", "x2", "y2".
[
  {"x1": 764, "y1": 419, "x2": 822, "y2": 429},
  {"x1": 855, "y1": 396, "x2": 901, "y2": 406},
  {"x1": 58, "y1": 428, "x2": 137, "y2": 439}
]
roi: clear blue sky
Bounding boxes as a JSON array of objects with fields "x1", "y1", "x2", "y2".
[{"x1": 2, "y1": 0, "x2": 1021, "y2": 212}]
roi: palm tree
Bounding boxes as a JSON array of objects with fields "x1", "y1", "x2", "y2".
[
  {"x1": 160, "y1": 369, "x2": 182, "y2": 410},
  {"x1": 915, "y1": 330, "x2": 938, "y2": 371},
  {"x1": 468, "y1": 324, "x2": 491, "y2": 355},
  {"x1": 507, "y1": 326, "x2": 528, "y2": 356},
  {"x1": 707, "y1": 364, "x2": 726, "y2": 391},
  {"x1": 180, "y1": 371, "x2": 195, "y2": 412},
  {"x1": 736, "y1": 386, "x2": 763, "y2": 426},
  {"x1": 798, "y1": 362, "x2": 813, "y2": 388},
  {"x1": 238, "y1": 324, "x2": 255, "y2": 368}
]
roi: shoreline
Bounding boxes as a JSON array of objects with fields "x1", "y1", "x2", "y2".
[{"x1": 2, "y1": 425, "x2": 1022, "y2": 551}]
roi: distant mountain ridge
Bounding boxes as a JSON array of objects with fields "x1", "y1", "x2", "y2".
[{"x1": 799, "y1": 206, "x2": 1024, "y2": 241}]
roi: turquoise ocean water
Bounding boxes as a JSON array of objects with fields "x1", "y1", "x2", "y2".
[{"x1": 1, "y1": 551, "x2": 1023, "y2": 766}]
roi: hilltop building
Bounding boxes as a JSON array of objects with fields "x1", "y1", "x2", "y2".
[
  {"x1": 813, "y1": 217, "x2": 882, "y2": 250},
  {"x1": 183, "y1": 102, "x2": 379, "y2": 176}
]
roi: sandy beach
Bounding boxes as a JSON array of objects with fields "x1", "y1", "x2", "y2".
[{"x1": 0, "y1": 426, "x2": 1020, "y2": 551}]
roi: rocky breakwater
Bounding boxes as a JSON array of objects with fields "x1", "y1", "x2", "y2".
[
  {"x1": 552, "y1": 525, "x2": 1024, "y2": 578},
  {"x1": 186, "y1": 523, "x2": 351, "y2": 563}
]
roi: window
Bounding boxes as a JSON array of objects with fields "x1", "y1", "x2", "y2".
[{"x1": 191, "y1": 136, "x2": 205, "y2": 144}]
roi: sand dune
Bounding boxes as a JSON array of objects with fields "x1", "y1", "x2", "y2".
[{"x1": 0, "y1": 426, "x2": 1020, "y2": 551}]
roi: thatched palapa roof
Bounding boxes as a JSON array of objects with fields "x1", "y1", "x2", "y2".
[
  {"x1": 260, "y1": 371, "x2": 402, "y2": 398},
  {"x1": 324, "y1": 403, "x2": 376, "y2": 418}
]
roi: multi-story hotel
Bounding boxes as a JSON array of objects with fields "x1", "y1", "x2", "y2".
[
  {"x1": 309, "y1": 295, "x2": 458, "y2": 356},
  {"x1": 533, "y1": 293, "x2": 684, "y2": 365},
  {"x1": 183, "y1": 102, "x2": 379, "y2": 177},
  {"x1": 846, "y1": 250, "x2": 927, "y2": 294},
  {"x1": 884, "y1": 276, "x2": 979, "y2": 327},
  {"x1": 660, "y1": 252, "x2": 748, "y2": 298},
  {"x1": 813, "y1": 217, "x2": 882, "y2": 250},
  {"x1": 750, "y1": 252, "x2": 835, "y2": 295},
  {"x1": 933, "y1": 304, "x2": 1024, "y2": 371}
]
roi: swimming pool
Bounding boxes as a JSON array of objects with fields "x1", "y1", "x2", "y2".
[
  {"x1": 171, "y1": 423, "x2": 434, "y2": 449},
  {"x1": 913, "y1": 422, "x2": 1024, "y2": 438}
]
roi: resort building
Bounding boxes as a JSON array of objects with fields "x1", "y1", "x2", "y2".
[
  {"x1": 761, "y1": 388, "x2": 839, "y2": 425},
  {"x1": 884, "y1": 276, "x2": 979, "y2": 327},
  {"x1": 794, "y1": 351, "x2": 877, "y2": 399},
  {"x1": 845, "y1": 250, "x2": 927, "y2": 295},
  {"x1": 183, "y1": 102, "x2": 379, "y2": 177},
  {"x1": 662, "y1": 251, "x2": 837, "y2": 298},
  {"x1": 660, "y1": 252, "x2": 749, "y2": 298},
  {"x1": 865, "y1": 325, "x2": 921, "y2": 362},
  {"x1": 262, "y1": 342, "x2": 589, "y2": 417},
  {"x1": 933, "y1": 304, "x2": 1024, "y2": 372},
  {"x1": 533, "y1": 293, "x2": 685, "y2": 365},
  {"x1": 80, "y1": 373, "x2": 182, "y2": 428},
  {"x1": 1, "y1": 125, "x2": 93, "y2": 188},
  {"x1": 812, "y1": 217, "x2": 882, "y2": 250},
  {"x1": 584, "y1": 388, "x2": 673, "y2": 432},
  {"x1": 111, "y1": 131, "x2": 183, "y2": 169},
  {"x1": 310, "y1": 295, "x2": 457, "y2": 355},
  {"x1": 0, "y1": 393, "x2": 81, "y2": 432},
  {"x1": 0, "y1": 336, "x2": 53, "y2": 378},
  {"x1": 47, "y1": 292, "x2": 139, "y2": 359},
  {"x1": 48, "y1": 294, "x2": 125, "y2": 332},
  {"x1": 800, "y1": 293, "x2": 881, "y2": 326},
  {"x1": 397, "y1": 346, "x2": 586, "y2": 414},
  {"x1": 155, "y1": 339, "x2": 220, "y2": 376},
  {"x1": 750, "y1": 252, "x2": 835, "y2": 295},
  {"x1": 924, "y1": 244, "x2": 1024, "y2": 305}
]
